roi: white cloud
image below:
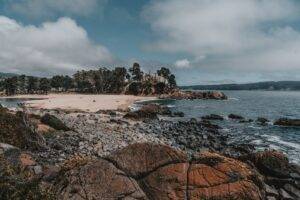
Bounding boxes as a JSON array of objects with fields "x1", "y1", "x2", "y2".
[
  {"x1": 174, "y1": 59, "x2": 190, "y2": 68},
  {"x1": 0, "y1": 16, "x2": 115, "y2": 76},
  {"x1": 6, "y1": 0, "x2": 107, "y2": 18},
  {"x1": 143, "y1": 0, "x2": 300, "y2": 74}
]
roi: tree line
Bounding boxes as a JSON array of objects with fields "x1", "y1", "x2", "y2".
[{"x1": 0, "y1": 63, "x2": 177, "y2": 96}]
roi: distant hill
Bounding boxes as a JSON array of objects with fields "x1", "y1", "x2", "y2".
[
  {"x1": 181, "y1": 81, "x2": 300, "y2": 91},
  {"x1": 0, "y1": 72, "x2": 18, "y2": 79}
]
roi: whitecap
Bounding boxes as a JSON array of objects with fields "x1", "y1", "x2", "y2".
[{"x1": 264, "y1": 135, "x2": 300, "y2": 150}]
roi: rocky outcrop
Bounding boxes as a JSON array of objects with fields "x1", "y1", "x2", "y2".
[
  {"x1": 41, "y1": 114, "x2": 71, "y2": 131},
  {"x1": 161, "y1": 90, "x2": 228, "y2": 100},
  {"x1": 0, "y1": 107, "x2": 45, "y2": 149},
  {"x1": 52, "y1": 143, "x2": 264, "y2": 200},
  {"x1": 124, "y1": 104, "x2": 172, "y2": 120},
  {"x1": 274, "y1": 118, "x2": 300, "y2": 127}
]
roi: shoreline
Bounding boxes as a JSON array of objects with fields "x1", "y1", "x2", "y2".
[{"x1": 0, "y1": 94, "x2": 157, "y2": 112}]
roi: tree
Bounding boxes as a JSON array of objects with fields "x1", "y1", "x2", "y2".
[
  {"x1": 4, "y1": 77, "x2": 18, "y2": 96},
  {"x1": 63, "y1": 76, "x2": 74, "y2": 91},
  {"x1": 39, "y1": 78, "x2": 51, "y2": 94},
  {"x1": 27, "y1": 76, "x2": 38, "y2": 94},
  {"x1": 168, "y1": 74, "x2": 177, "y2": 88},
  {"x1": 157, "y1": 67, "x2": 170, "y2": 80},
  {"x1": 51, "y1": 75, "x2": 64, "y2": 90},
  {"x1": 129, "y1": 63, "x2": 143, "y2": 81}
]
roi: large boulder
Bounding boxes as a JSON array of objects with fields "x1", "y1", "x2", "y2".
[
  {"x1": 40, "y1": 114, "x2": 70, "y2": 131},
  {"x1": 228, "y1": 113, "x2": 245, "y2": 120},
  {"x1": 274, "y1": 118, "x2": 300, "y2": 127},
  {"x1": 0, "y1": 108, "x2": 44, "y2": 149},
  {"x1": 54, "y1": 158, "x2": 147, "y2": 200},
  {"x1": 140, "y1": 103, "x2": 172, "y2": 115}
]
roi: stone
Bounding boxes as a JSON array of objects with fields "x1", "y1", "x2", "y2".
[
  {"x1": 274, "y1": 118, "x2": 300, "y2": 127},
  {"x1": 55, "y1": 159, "x2": 147, "y2": 199},
  {"x1": 201, "y1": 114, "x2": 224, "y2": 120},
  {"x1": 41, "y1": 114, "x2": 71, "y2": 131},
  {"x1": 265, "y1": 184, "x2": 279, "y2": 197},
  {"x1": 251, "y1": 150, "x2": 290, "y2": 178},
  {"x1": 284, "y1": 184, "x2": 300, "y2": 198},
  {"x1": 33, "y1": 165, "x2": 43, "y2": 175},
  {"x1": 228, "y1": 114, "x2": 244, "y2": 120},
  {"x1": 107, "y1": 143, "x2": 187, "y2": 177},
  {"x1": 279, "y1": 188, "x2": 294, "y2": 200},
  {"x1": 257, "y1": 117, "x2": 269, "y2": 124}
]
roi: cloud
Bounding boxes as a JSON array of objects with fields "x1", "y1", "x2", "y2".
[
  {"x1": 174, "y1": 59, "x2": 190, "y2": 68},
  {"x1": 143, "y1": 0, "x2": 300, "y2": 75},
  {"x1": 5, "y1": 0, "x2": 107, "y2": 19},
  {"x1": 0, "y1": 16, "x2": 115, "y2": 76}
]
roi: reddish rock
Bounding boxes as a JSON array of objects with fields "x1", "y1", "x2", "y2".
[
  {"x1": 107, "y1": 143, "x2": 188, "y2": 177},
  {"x1": 188, "y1": 152, "x2": 263, "y2": 200},
  {"x1": 55, "y1": 159, "x2": 147, "y2": 200}
]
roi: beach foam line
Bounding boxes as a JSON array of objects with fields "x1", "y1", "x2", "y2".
[{"x1": 263, "y1": 135, "x2": 300, "y2": 150}]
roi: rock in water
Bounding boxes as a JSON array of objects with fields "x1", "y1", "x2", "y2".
[
  {"x1": 41, "y1": 114, "x2": 70, "y2": 131},
  {"x1": 274, "y1": 118, "x2": 300, "y2": 127},
  {"x1": 228, "y1": 113, "x2": 244, "y2": 120},
  {"x1": 202, "y1": 114, "x2": 224, "y2": 120}
]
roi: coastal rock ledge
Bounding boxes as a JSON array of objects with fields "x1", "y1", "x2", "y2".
[{"x1": 53, "y1": 143, "x2": 262, "y2": 200}]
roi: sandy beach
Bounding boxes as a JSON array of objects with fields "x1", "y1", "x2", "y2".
[{"x1": 2, "y1": 94, "x2": 156, "y2": 112}]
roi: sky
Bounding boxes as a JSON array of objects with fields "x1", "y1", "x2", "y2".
[{"x1": 1, "y1": 0, "x2": 300, "y2": 85}]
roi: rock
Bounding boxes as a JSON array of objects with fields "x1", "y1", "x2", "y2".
[
  {"x1": 173, "y1": 111, "x2": 185, "y2": 117},
  {"x1": 0, "y1": 108, "x2": 45, "y2": 149},
  {"x1": 265, "y1": 184, "x2": 279, "y2": 197},
  {"x1": 274, "y1": 118, "x2": 300, "y2": 127},
  {"x1": 188, "y1": 151, "x2": 263, "y2": 200},
  {"x1": 202, "y1": 114, "x2": 224, "y2": 120},
  {"x1": 257, "y1": 117, "x2": 269, "y2": 124},
  {"x1": 54, "y1": 159, "x2": 147, "y2": 200},
  {"x1": 162, "y1": 90, "x2": 228, "y2": 100},
  {"x1": 107, "y1": 143, "x2": 187, "y2": 177},
  {"x1": 140, "y1": 103, "x2": 172, "y2": 116},
  {"x1": 33, "y1": 165, "x2": 43, "y2": 175},
  {"x1": 251, "y1": 150, "x2": 290, "y2": 178},
  {"x1": 279, "y1": 188, "x2": 294, "y2": 200},
  {"x1": 228, "y1": 114, "x2": 244, "y2": 120},
  {"x1": 54, "y1": 143, "x2": 263, "y2": 200},
  {"x1": 239, "y1": 119, "x2": 254, "y2": 123},
  {"x1": 284, "y1": 184, "x2": 300, "y2": 198},
  {"x1": 41, "y1": 114, "x2": 71, "y2": 131},
  {"x1": 123, "y1": 110, "x2": 158, "y2": 120}
]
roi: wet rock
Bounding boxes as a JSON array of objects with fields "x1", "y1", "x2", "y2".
[
  {"x1": 41, "y1": 114, "x2": 71, "y2": 131},
  {"x1": 202, "y1": 114, "x2": 224, "y2": 120},
  {"x1": 239, "y1": 119, "x2": 254, "y2": 123},
  {"x1": 123, "y1": 110, "x2": 158, "y2": 120},
  {"x1": 228, "y1": 113, "x2": 244, "y2": 120},
  {"x1": 284, "y1": 184, "x2": 300, "y2": 198},
  {"x1": 274, "y1": 118, "x2": 300, "y2": 127},
  {"x1": 140, "y1": 103, "x2": 172, "y2": 116},
  {"x1": 251, "y1": 150, "x2": 290, "y2": 178},
  {"x1": 172, "y1": 111, "x2": 184, "y2": 117},
  {"x1": 265, "y1": 184, "x2": 279, "y2": 198},
  {"x1": 257, "y1": 117, "x2": 270, "y2": 124}
]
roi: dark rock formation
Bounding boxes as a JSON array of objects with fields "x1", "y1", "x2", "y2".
[
  {"x1": 161, "y1": 90, "x2": 228, "y2": 100},
  {"x1": 41, "y1": 114, "x2": 71, "y2": 131},
  {"x1": 228, "y1": 113, "x2": 244, "y2": 120},
  {"x1": 257, "y1": 117, "x2": 270, "y2": 124},
  {"x1": 202, "y1": 114, "x2": 224, "y2": 120},
  {"x1": 123, "y1": 104, "x2": 172, "y2": 121},
  {"x1": 274, "y1": 118, "x2": 300, "y2": 127}
]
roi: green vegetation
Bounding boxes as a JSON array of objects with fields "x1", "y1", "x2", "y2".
[{"x1": 0, "y1": 63, "x2": 177, "y2": 96}]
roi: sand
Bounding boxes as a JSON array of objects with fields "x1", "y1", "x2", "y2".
[{"x1": 3, "y1": 94, "x2": 156, "y2": 112}]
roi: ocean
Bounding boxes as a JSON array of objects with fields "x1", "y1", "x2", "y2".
[{"x1": 137, "y1": 91, "x2": 300, "y2": 164}]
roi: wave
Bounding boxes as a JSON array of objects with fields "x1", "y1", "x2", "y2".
[
  {"x1": 263, "y1": 135, "x2": 300, "y2": 150},
  {"x1": 228, "y1": 97, "x2": 239, "y2": 101}
]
